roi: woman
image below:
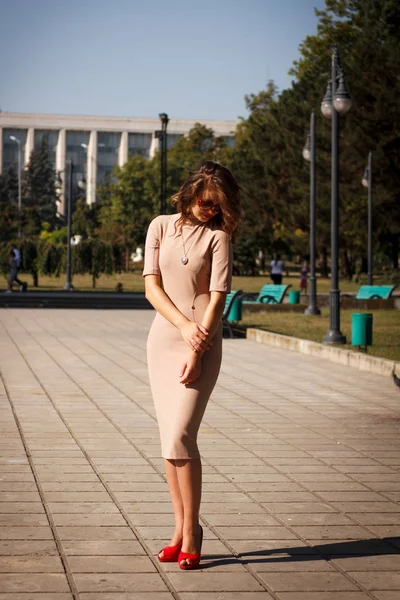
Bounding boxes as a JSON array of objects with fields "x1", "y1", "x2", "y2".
[
  {"x1": 142, "y1": 161, "x2": 240, "y2": 570},
  {"x1": 270, "y1": 253, "x2": 284, "y2": 285}
]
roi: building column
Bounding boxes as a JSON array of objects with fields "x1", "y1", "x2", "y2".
[
  {"x1": 25, "y1": 128, "x2": 35, "y2": 166},
  {"x1": 87, "y1": 130, "x2": 97, "y2": 205},
  {"x1": 0, "y1": 128, "x2": 3, "y2": 175},
  {"x1": 118, "y1": 131, "x2": 128, "y2": 167},
  {"x1": 149, "y1": 132, "x2": 160, "y2": 159},
  {"x1": 56, "y1": 129, "x2": 66, "y2": 217}
]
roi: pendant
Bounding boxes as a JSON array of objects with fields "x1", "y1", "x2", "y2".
[{"x1": 181, "y1": 257, "x2": 188, "y2": 265}]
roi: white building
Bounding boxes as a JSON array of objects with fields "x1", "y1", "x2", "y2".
[{"x1": 0, "y1": 112, "x2": 237, "y2": 215}]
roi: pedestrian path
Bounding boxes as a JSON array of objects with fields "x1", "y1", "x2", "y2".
[{"x1": 0, "y1": 309, "x2": 399, "y2": 600}]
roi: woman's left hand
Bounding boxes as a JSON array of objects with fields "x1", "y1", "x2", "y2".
[{"x1": 179, "y1": 353, "x2": 202, "y2": 385}]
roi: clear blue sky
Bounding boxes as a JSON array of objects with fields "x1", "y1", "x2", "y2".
[{"x1": 0, "y1": 0, "x2": 326, "y2": 121}]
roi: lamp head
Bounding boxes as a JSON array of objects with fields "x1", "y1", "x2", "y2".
[
  {"x1": 159, "y1": 113, "x2": 169, "y2": 125},
  {"x1": 333, "y1": 72, "x2": 352, "y2": 115},
  {"x1": 361, "y1": 167, "x2": 369, "y2": 188},
  {"x1": 321, "y1": 79, "x2": 333, "y2": 119},
  {"x1": 303, "y1": 133, "x2": 311, "y2": 162}
]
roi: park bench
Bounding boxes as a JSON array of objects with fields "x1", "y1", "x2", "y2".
[
  {"x1": 222, "y1": 289, "x2": 243, "y2": 338},
  {"x1": 355, "y1": 285, "x2": 396, "y2": 300},
  {"x1": 242, "y1": 283, "x2": 291, "y2": 305}
]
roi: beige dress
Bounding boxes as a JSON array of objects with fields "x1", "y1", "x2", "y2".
[{"x1": 142, "y1": 213, "x2": 233, "y2": 459}]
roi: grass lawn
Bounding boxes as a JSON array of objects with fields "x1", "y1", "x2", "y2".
[
  {"x1": 241, "y1": 307, "x2": 400, "y2": 363},
  {"x1": 6, "y1": 271, "x2": 372, "y2": 294}
]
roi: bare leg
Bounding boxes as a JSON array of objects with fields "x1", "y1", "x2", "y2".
[
  {"x1": 175, "y1": 458, "x2": 202, "y2": 566},
  {"x1": 158, "y1": 459, "x2": 184, "y2": 559}
]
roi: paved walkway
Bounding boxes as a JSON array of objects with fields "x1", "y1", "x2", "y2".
[{"x1": 0, "y1": 309, "x2": 399, "y2": 600}]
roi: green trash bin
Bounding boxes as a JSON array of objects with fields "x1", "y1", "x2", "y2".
[
  {"x1": 289, "y1": 290, "x2": 300, "y2": 305},
  {"x1": 227, "y1": 297, "x2": 242, "y2": 322},
  {"x1": 351, "y1": 313, "x2": 373, "y2": 348}
]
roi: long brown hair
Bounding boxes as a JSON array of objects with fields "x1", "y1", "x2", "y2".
[{"x1": 171, "y1": 161, "x2": 241, "y2": 242}]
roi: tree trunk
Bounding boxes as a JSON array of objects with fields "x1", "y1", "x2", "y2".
[
  {"x1": 320, "y1": 247, "x2": 329, "y2": 278},
  {"x1": 32, "y1": 269, "x2": 39, "y2": 287},
  {"x1": 361, "y1": 256, "x2": 368, "y2": 274},
  {"x1": 92, "y1": 273, "x2": 96, "y2": 289},
  {"x1": 125, "y1": 247, "x2": 130, "y2": 272},
  {"x1": 392, "y1": 234, "x2": 399, "y2": 270},
  {"x1": 342, "y1": 250, "x2": 354, "y2": 281}
]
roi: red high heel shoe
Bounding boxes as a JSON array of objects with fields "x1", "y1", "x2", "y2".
[
  {"x1": 178, "y1": 525, "x2": 203, "y2": 570},
  {"x1": 158, "y1": 541, "x2": 182, "y2": 562}
]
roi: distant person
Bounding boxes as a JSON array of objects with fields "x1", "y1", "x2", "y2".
[
  {"x1": 258, "y1": 249, "x2": 265, "y2": 272},
  {"x1": 13, "y1": 247, "x2": 21, "y2": 268},
  {"x1": 270, "y1": 254, "x2": 284, "y2": 285},
  {"x1": 6, "y1": 249, "x2": 26, "y2": 292},
  {"x1": 300, "y1": 261, "x2": 308, "y2": 293}
]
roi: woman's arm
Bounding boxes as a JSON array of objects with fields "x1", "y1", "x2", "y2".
[
  {"x1": 179, "y1": 291, "x2": 227, "y2": 384},
  {"x1": 144, "y1": 274, "x2": 211, "y2": 353},
  {"x1": 196, "y1": 291, "x2": 227, "y2": 354}
]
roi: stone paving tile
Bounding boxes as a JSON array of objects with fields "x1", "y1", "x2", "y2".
[
  {"x1": 257, "y1": 571, "x2": 359, "y2": 591},
  {"x1": 0, "y1": 555, "x2": 64, "y2": 572},
  {"x1": 289, "y1": 526, "x2": 373, "y2": 540},
  {"x1": 0, "y1": 503, "x2": 45, "y2": 513},
  {"x1": 62, "y1": 540, "x2": 146, "y2": 555},
  {"x1": 168, "y1": 572, "x2": 264, "y2": 592},
  {"x1": 80, "y1": 595, "x2": 174, "y2": 600},
  {"x1": 349, "y1": 513, "x2": 400, "y2": 525},
  {"x1": 261, "y1": 502, "x2": 336, "y2": 514},
  {"x1": 0, "y1": 540, "x2": 59, "y2": 555},
  {"x1": 180, "y1": 594, "x2": 273, "y2": 600},
  {"x1": 0, "y1": 514, "x2": 49, "y2": 526},
  {"x1": 73, "y1": 573, "x2": 169, "y2": 593},
  {"x1": 347, "y1": 571, "x2": 400, "y2": 590},
  {"x1": 56, "y1": 526, "x2": 136, "y2": 541},
  {"x1": 1, "y1": 309, "x2": 400, "y2": 600},
  {"x1": 0, "y1": 573, "x2": 70, "y2": 592},
  {"x1": 276, "y1": 594, "x2": 371, "y2": 600},
  {"x1": 47, "y1": 503, "x2": 120, "y2": 514},
  {"x1": 67, "y1": 555, "x2": 156, "y2": 573},
  {"x1": 0, "y1": 595, "x2": 74, "y2": 600},
  {"x1": 53, "y1": 513, "x2": 127, "y2": 526},
  {"x1": 331, "y1": 554, "x2": 400, "y2": 571},
  {"x1": 212, "y1": 527, "x2": 297, "y2": 540},
  {"x1": 278, "y1": 513, "x2": 354, "y2": 526},
  {"x1": 0, "y1": 527, "x2": 54, "y2": 540}
]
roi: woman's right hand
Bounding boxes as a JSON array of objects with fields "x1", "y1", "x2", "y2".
[{"x1": 179, "y1": 321, "x2": 211, "y2": 353}]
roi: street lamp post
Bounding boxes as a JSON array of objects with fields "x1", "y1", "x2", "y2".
[
  {"x1": 321, "y1": 45, "x2": 352, "y2": 344},
  {"x1": 303, "y1": 112, "x2": 321, "y2": 316},
  {"x1": 64, "y1": 159, "x2": 74, "y2": 291},
  {"x1": 362, "y1": 152, "x2": 373, "y2": 285},
  {"x1": 10, "y1": 135, "x2": 22, "y2": 238},
  {"x1": 155, "y1": 113, "x2": 169, "y2": 215}
]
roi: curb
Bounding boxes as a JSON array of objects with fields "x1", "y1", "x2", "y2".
[{"x1": 246, "y1": 328, "x2": 399, "y2": 378}]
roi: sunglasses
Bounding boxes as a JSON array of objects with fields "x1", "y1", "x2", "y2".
[{"x1": 197, "y1": 198, "x2": 221, "y2": 214}]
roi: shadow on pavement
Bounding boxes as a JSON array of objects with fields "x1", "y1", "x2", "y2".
[{"x1": 201, "y1": 537, "x2": 400, "y2": 569}]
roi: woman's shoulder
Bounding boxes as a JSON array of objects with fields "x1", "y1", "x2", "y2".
[
  {"x1": 207, "y1": 226, "x2": 231, "y2": 250},
  {"x1": 148, "y1": 213, "x2": 178, "y2": 230}
]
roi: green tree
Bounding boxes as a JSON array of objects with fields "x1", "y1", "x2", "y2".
[
  {"x1": 23, "y1": 138, "x2": 59, "y2": 233},
  {"x1": 72, "y1": 199, "x2": 100, "y2": 239},
  {"x1": 97, "y1": 155, "x2": 154, "y2": 269},
  {"x1": 229, "y1": 0, "x2": 400, "y2": 273},
  {"x1": 0, "y1": 168, "x2": 20, "y2": 241},
  {"x1": 289, "y1": 0, "x2": 400, "y2": 270}
]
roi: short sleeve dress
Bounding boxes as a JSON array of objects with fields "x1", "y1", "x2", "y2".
[{"x1": 142, "y1": 213, "x2": 233, "y2": 459}]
